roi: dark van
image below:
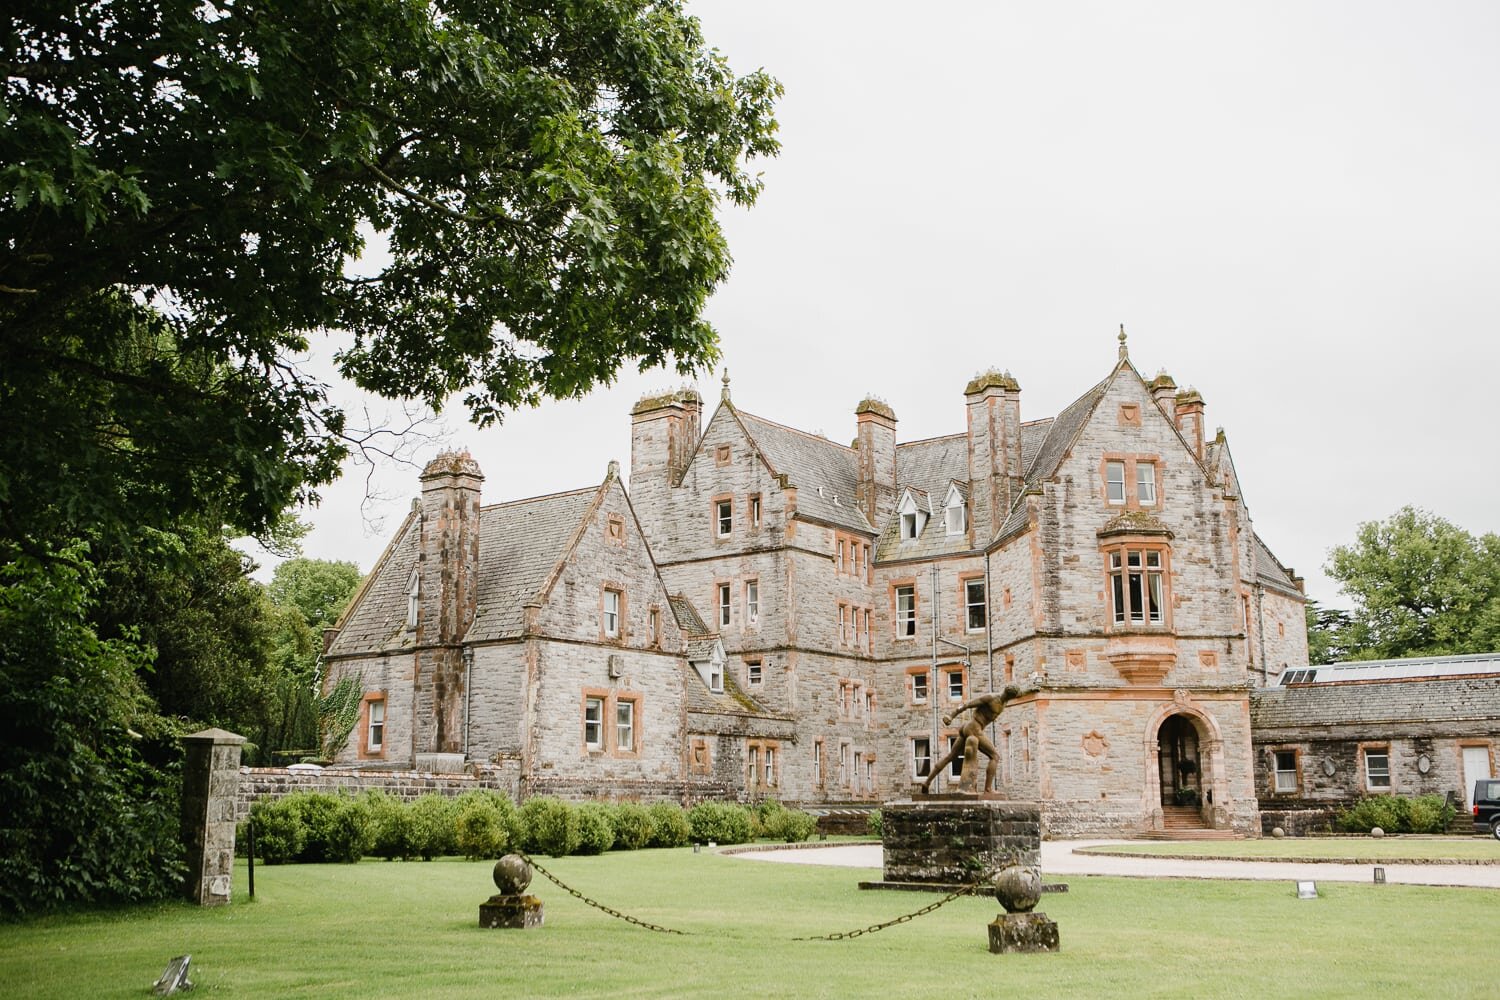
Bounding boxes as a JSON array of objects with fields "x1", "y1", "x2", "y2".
[{"x1": 1475, "y1": 779, "x2": 1500, "y2": 839}]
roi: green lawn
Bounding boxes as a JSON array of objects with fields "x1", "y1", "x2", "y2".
[
  {"x1": 1081, "y1": 837, "x2": 1500, "y2": 863},
  {"x1": 1, "y1": 849, "x2": 1495, "y2": 999}
]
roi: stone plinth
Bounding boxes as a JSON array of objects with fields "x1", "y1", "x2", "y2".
[
  {"x1": 881, "y1": 799, "x2": 1041, "y2": 885},
  {"x1": 479, "y1": 894, "x2": 544, "y2": 929},
  {"x1": 180, "y1": 728, "x2": 246, "y2": 906},
  {"x1": 988, "y1": 912, "x2": 1059, "y2": 953}
]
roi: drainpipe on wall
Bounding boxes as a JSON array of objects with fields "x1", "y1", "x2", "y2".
[
  {"x1": 984, "y1": 548, "x2": 996, "y2": 745},
  {"x1": 930, "y1": 563, "x2": 940, "y2": 790},
  {"x1": 1253, "y1": 586, "x2": 1268, "y2": 687},
  {"x1": 462, "y1": 645, "x2": 474, "y2": 761}
]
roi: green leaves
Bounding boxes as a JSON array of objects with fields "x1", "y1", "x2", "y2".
[{"x1": 1325, "y1": 506, "x2": 1500, "y2": 659}]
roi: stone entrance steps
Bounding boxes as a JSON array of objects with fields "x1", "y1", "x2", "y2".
[{"x1": 1136, "y1": 805, "x2": 1243, "y2": 841}]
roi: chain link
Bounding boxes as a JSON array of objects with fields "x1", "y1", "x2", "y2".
[
  {"x1": 520, "y1": 852, "x2": 689, "y2": 936},
  {"x1": 790, "y1": 870, "x2": 995, "y2": 942}
]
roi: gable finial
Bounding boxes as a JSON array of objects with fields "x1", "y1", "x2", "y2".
[
  {"x1": 1118, "y1": 324, "x2": 1128, "y2": 360},
  {"x1": 721, "y1": 367, "x2": 731, "y2": 402}
]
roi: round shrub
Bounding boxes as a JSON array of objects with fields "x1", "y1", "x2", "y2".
[
  {"x1": 453, "y1": 790, "x2": 518, "y2": 860},
  {"x1": 574, "y1": 804, "x2": 617, "y2": 855},
  {"x1": 322, "y1": 796, "x2": 375, "y2": 863},
  {"x1": 612, "y1": 803, "x2": 655, "y2": 850},
  {"x1": 362, "y1": 790, "x2": 413, "y2": 861},
  {"x1": 687, "y1": 801, "x2": 752, "y2": 845},
  {"x1": 247, "y1": 796, "x2": 304, "y2": 864},
  {"x1": 764, "y1": 807, "x2": 817, "y2": 843},
  {"x1": 408, "y1": 793, "x2": 458, "y2": 860},
  {"x1": 287, "y1": 792, "x2": 343, "y2": 862},
  {"x1": 647, "y1": 803, "x2": 691, "y2": 847},
  {"x1": 519, "y1": 797, "x2": 581, "y2": 857},
  {"x1": 751, "y1": 799, "x2": 785, "y2": 839}
]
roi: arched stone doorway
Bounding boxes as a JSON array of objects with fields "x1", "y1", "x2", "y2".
[
  {"x1": 1142, "y1": 703, "x2": 1228, "y2": 831},
  {"x1": 1157, "y1": 715, "x2": 1201, "y2": 809}
]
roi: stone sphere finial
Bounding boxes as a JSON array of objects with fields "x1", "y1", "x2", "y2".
[
  {"x1": 493, "y1": 854, "x2": 533, "y2": 895},
  {"x1": 994, "y1": 863, "x2": 1042, "y2": 913}
]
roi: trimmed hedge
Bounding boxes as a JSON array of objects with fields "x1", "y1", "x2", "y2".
[
  {"x1": 1335, "y1": 794, "x2": 1455, "y2": 834},
  {"x1": 687, "y1": 802, "x2": 752, "y2": 844}
]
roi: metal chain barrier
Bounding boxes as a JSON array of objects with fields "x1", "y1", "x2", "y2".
[
  {"x1": 790, "y1": 870, "x2": 995, "y2": 942},
  {"x1": 518, "y1": 850, "x2": 996, "y2": 942},
  {"x1": 520, "y1": 852, "x2": 689, "y2": 936}
]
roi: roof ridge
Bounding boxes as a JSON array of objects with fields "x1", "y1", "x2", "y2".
[
  {"x1": 480, "y1": 485, "x2": 599, "y2": 510},
  {"x1": 897, "y1": 431, "x2": 967, "y2": 448}
]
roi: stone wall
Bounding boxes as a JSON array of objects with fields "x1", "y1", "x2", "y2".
[
  {"x1": 235, "y1": 764, "x2": 512, "y2": 821},
  {"x1": 881, "y1": 799, "x2": 1041, "y2": 884}
]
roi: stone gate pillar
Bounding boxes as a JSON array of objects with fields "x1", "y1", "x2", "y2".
[{"x1": 180, "y1": 728, "x2": 246, "y2": 906}]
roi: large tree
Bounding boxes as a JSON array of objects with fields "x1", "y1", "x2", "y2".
[
  {"x1": 2, "y1": 0, "x2": 781, "y2": 550},
  {"x1": 1325, "y1": 506, "x2": 1500, "y2": 660},
  {"x1": 0, "y1": 0, "x2": 778, "y2": 913}
]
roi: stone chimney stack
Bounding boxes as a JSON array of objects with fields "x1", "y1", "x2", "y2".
[
  {"x1": 964, "y1": 370, "x2": 1023, "y2": 542},
  {"x1": 1149, "y1": 371, "x2": 1178, "y2": 417},
  {"x1": 415, "y1": 449, "x2": 483, "y2": 755},
  {"x1": 853, "y1": 397, "x2": 898, "y2": 525},
  {"x1": 629, "y1": 387, "x2": 702, "y2": 541},
  {"x1": 1174, "y1": 389, "x2": 1206, "y2": 462}
]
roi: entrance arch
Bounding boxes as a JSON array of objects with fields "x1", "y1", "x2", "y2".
[{"x1": 1142, "y1": 702, "x2": 1228, "y2": 831}]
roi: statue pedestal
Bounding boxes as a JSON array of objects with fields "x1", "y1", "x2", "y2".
[
  {"x1": 880, "y1": 798, "x2": 1041, "y2": 886},
  {"x1": 988, "y1": 912, "x2": 1059, "y2": 953},
  {"x1": 479, "y1": 894, "x2": 544, "y2": 929}
]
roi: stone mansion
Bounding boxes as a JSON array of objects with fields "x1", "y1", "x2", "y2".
[{"x1": 321, "y1": 336, "x2": 1309, "y2": 836}]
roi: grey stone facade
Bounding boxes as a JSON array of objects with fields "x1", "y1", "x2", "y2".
[{"x1": 323, "y1": 339, "x2": 1319, "y2": 835}]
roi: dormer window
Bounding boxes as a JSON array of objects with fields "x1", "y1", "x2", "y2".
[
  {"x1": 897, "y1": 491, "x2": 929, "y2": 541},
  {"x1": 406, "y1": 570, "x2": 420, "y2": 629},
  {"x1": 943, "y1": 484, "x2": 966, "y2": 535}
]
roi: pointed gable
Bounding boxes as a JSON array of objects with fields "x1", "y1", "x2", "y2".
[{"x1": 327, "y1": 510, "x2": 420, "y2": 657}]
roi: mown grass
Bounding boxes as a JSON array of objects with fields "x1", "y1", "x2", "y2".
[
  {"x1": 1, "y1": 849, "x2": 1494, "y2": 999},
  {"x1": 1084, "y1": 836, "x2": 1500, "y2": 862}
]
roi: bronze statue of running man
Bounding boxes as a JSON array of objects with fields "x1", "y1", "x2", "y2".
[{"x1": 920, "y1": 684, "x2": 1023, "y2": 794}]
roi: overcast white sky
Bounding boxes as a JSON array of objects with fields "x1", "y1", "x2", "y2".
[{"x1": 251, "y1": 1, "x2": 1500, "y2": 609}]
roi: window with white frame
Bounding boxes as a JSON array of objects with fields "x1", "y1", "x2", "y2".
[
  {"x1": 366, "y1": 699, "x2": 385, "y2": 752},
  {"x1": 747, "y1": 659, "x2": 763, "y2": 685},
  {"x1": 965, "y1": 579, "x2": 986, "y2": 631},
  {"x1": 945, "y1": 500, "x2": 965, "y2": 535},
  {"x1": 813, "y1": 740, "x2": 823, "y2": 785},
  {"x1": 945, "y1": 735, "x2": 963, "y2": 777},
  {"x1": 896, "y1": 585, "x2": 916, "y2": 637},
  {"x1": 718, "y1": 583, "x2": 732, "y2": 627},
  {"x1": 1364, "y1": 747, "x2": 1390, "y2": 790},
  {"x1": 946, "y1": 669, "x2": 964, "y2": 700},
  {"x1": 584, "y1": 697, "x2": 605, "y2": 750},
  {"x1": 912, "y1": 737, "x2": 932, "y2": 778},
  {"x1": 839, "y1": 742, "x2": 850, "y2": 786},
  {"x1": 749, "y1": 494, "x2": 762, "y2": 528},
  {"x1": 648, "y1": 606, "x2": 660, "y2": 647},
  {"x1": 1108, "y1": 547, "x2": 1166, "y2": 625},
  {"x1": 1105, "y1": 461, "x2": 1127, "y2": 504},
  {"x1": 603, "y1": 589, "x2": 622, "y2": 637},
  {"x1": 1273, "y1": 750, "x2": 1298, "y2": 793},
  {"x1": 1136, "y1": 461, "x2": 1157, "y2": 505},
  {"x1": 764, "y1": 747, "x2": 776, "y2": 787},
  {"x1": 615, "y1": 699, "x2": 636, "y2": 753},
  {"x1": 900, "y1": 510, "x2": 919, "y2": 539},
  {"x1": 745, "y1": 579, "x2": 759, "y2": 625},
  {"x1": 911, "y1": 671, "x2": 928, "y2": 704},
  {"x1": 708, "y1": 656, "x2": 724, "y2": 693},
  {"x1": 715, "y1": 499, "x2": 733, "y2": 537},
  {"x1": 407, "y1": 571, "x2": 420, "y2": 629},
  {"x1": 865, "y1": 756, "x2": 875, "y2": 789}
]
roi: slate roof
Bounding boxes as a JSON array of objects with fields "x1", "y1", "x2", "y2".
[
  {"x1": 1253, "y1": 534, "x2": 1302, "y2": 598},
  {"x1": 330, "y1": 484, "x2": 606, "y2": 655},
  {"x1": 736, "y1": 410, "x2": 872, "y2": 533},
  {"x1": 668, "y1": 594, "x2": 710, "y2": 637},
  {"x1": 465, "y1": 486, "x2": 601, "y2": 643},
  {"x1": 876, "y1": 434, "x2": 974, "y2": 561},
  {"x1": 326, "y1": 510, "x2": 420, "y2": 657},
  {"x1": 1250, "y1": 675, "x2": 1500, "y2": 730}
]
